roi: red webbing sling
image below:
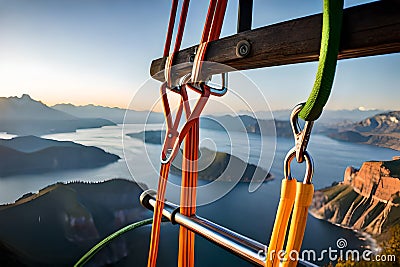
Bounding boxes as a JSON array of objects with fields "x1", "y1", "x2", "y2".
[
  {"x1": 179, "y1": 1, "x2": 227, "y2": 267},
  {"x1": 147, "y1": 1, "x2": 189, "y2": 266},
  {"x1": 147, "y1": 1, "x2": 227, "y2": 267}
]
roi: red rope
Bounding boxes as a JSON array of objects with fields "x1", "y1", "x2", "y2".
[
  {"x1": 209, "y1": 0, "x2": 228, "y2": 41},
  {"x1": 148, "y1": 1, "x2": 227, "y2": 267},
  {"x1": 178, "y1": 2, "x2": 227, "y2": 266},
  {"x1": 201, "y1": 0, "x2": 218, "y2": 43},
  {"x1": 147, "y1": 163, "x2": 170, "y2": 267},
  {"x1": 163, "y1": 0, "x2": 179, "y2": 57},
  {"x1": 148, "y1": 4, "x2": 193, "y2": 257},
  {"x1": 192, "y1": 0, "x2": 227, "y2": 83},
  {"x1": 165, "y1": 0, "x2": 191, "y2": 88},
  {"x1": 173, "y1": 0, "x2": 191, "y2": 54}
]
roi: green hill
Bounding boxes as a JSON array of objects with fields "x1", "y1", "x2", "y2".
[{"x1": 0, "y1": 179, "x2": 149, "y2": 266}]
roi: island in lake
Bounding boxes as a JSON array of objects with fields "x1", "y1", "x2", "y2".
[
  {"x1": 127, "y1": 130, "x2": 164, "y2": 145},
  {"x1": 171, "y1": 147, "x2": 272, "y2": 183},
  {"x1": 0, "y1": 135, "x2": 120, "y2": 177},
  {"x1": 128, "y1": 130, "x2": 272, "y2": 183}
]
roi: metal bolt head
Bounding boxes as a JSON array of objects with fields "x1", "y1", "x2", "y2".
[
  {"x1": 189, "y1": 54, "x2": 195, "y2": 62},
  {"x1": 236, "y1": 40, "x2": 251, "y2": 58}
]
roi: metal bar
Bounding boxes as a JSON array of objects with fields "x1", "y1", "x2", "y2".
[
  {"x1": 140, "y1": 190, "x2": 318, "y2": 267},
  {"x1": 150, "y1": 0, "x2": 400, "y2": 82},
  {"x1": 237, "y1": 0, "x2": 253, "y2": 33}
]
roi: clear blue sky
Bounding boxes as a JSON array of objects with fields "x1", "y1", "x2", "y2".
[{"x1": 0, "y1": 0, "x2": 398, "y2": 111}]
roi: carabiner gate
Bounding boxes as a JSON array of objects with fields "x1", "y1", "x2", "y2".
[
  {"x1": 290, "y1": 103, "x2": 314, "y2": 163},
  {"x1": 182, "y1": 73, "x2": 228, "y2": 97}
]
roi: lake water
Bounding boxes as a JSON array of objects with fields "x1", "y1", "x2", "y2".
[{"x1": 0, "y1": 124, "x2": 398, "y2": 266}]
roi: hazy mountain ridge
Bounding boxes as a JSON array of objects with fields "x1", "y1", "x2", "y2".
[
  {"x1": 310, "y1": 158, "x2": 400, "y2": 236},
  {"x1": 201, "y1": 115, "x2": 290, "y2": 137},
  {"x1": 0, "y1": 136, "x2": 120, "y2": 177},
  {"x1": 265, "y1": 108, "x2": 387, "y2": 124},
  {"x1": 52, "y1": 103, "x2": 164, "y2": 124},
  {"x1": 0, "y1": 94, "x2": 76, "y2": 121},
  {"x1": 0, "y1": 95, "x2": 115, "y2": 135},
  {"x1": 326, "y1": 111, "x2": 400, "y2": 150},
  {"x1": 0, "y1": 179, "x2": 149, "y2": 266}
]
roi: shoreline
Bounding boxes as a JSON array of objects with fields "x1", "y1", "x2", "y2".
[{"x1": 308, "y1": 210, "x2": 381, "y2": 254}]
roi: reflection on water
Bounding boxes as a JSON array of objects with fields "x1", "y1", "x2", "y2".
[{"x1": 0, "y1": 124, "x2": 398, "y2": 265}]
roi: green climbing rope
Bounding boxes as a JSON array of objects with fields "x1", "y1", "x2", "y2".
[
  {"x1": 298, "y1": 0, "x2": 344, "y2": 121},
  {"x1": 74, "y1": 218, "x2": 153, "y2": 267}
]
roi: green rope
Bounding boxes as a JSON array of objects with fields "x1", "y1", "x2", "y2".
[
  {"x1": 299, "y1": 0, "x2": 344, "y2": 121},
  {"x1": 74, "y1": 218, "x2": 153, "y2": 267}
]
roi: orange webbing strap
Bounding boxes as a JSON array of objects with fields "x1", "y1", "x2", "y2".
[
  {"x1": 177, "y1": 1, "x2": 227, "y2": 266},
  {"x1": 176, "y1": 86, "x2": 210, "y2": 267},
  {"x1": 266, "y1": 179, "x2": 297, "y2": 267},
  {"x1": 147, "y1": 83, "x2": 186, "y2": 267},
  {"x1": 148, "y1": 1, "x2": 191, "y2": 265},
  {"x1": 147, "y1": 162, "x2": 171, "y2": 267},
  {"x1": 282, "y1": 183, "x2": 314, "y2": 267},
  {"x1": 265, "y1": 181, "x2": 314, "y2": 267},
  {"x1": 163, "y1": 0, "x2": 179, "y2": 58},
  {"x1": 178, "y1": 118, "x2": 199, "y2": 267},
  {"x1": 165, "y1": 0, "x2": 191, "y2": 88},
  {"x1": 147, "y1": 84, "x2": 209, "y2": 267},
  {"x1": 191, "y1": 0, "x2": 227, "y2": 83}
]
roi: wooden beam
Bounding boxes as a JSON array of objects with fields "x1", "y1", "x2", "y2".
[{"x1": 150, "y1": 0, "x2": 400, "y2": 82}]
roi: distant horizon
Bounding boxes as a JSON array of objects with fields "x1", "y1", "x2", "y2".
[
  {"x1": 0, "y1": 0, "x2": 399, "y2": 113},
  {"x1": 0, "y1": 93, "x2": 394, "y2": 114}
]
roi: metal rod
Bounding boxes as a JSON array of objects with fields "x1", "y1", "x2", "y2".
[{"x1": 140, "y1": 190, "x2": 318, "y2": 267}]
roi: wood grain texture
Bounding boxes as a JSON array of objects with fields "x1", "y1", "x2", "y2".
[{"x1": 150, "y1": 0, "x2": 400, "y2": 82}]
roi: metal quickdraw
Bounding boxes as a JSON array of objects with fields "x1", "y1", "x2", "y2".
[
  {"x1": 266, "y1": 104, "x2": 315, "y2": 267},
  {"x1": 159, "y1": 83, "x2": 211, "y2": 164}
]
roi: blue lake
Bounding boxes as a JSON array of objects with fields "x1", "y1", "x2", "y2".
[{"x1": 0, "y1": 124, "x2": 398, "y2": 266}]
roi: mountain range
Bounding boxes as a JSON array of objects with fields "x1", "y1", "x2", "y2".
[
  {"x1": 201, "y1": 115, "x2": 292, "y2": 137},
  {"x1": 257, "y1": 108, "x2": 388, "y2": 125},
  {"x1": 1, "y1": 94, "x2": 397, "y2": 152},
  {"x1": 325, "y1": 111, "x2": 400, "y2": 150},
  {"x1": 0, "y1": 94, "x2": 115, "y2": 135},
  {"x1": 52, "y1": 103, "x2": 164, "y2": 124},
  {"x1": 128, "y1": 109, "x2": 400, "y2": 151}
]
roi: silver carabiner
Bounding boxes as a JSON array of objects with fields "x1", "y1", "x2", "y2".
[
  {"x1": 180, "y1": 72, "x2": 228, "y2": 97},
  {"x1": 290, "y1": 103, "x2": 314, "y2": 163},
  {"x1": 206, "y1": 72, "x2": 228, "y2": 96},
  {"x1": 284, "y1": 147, "x2": 314, "y2": 184}
]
